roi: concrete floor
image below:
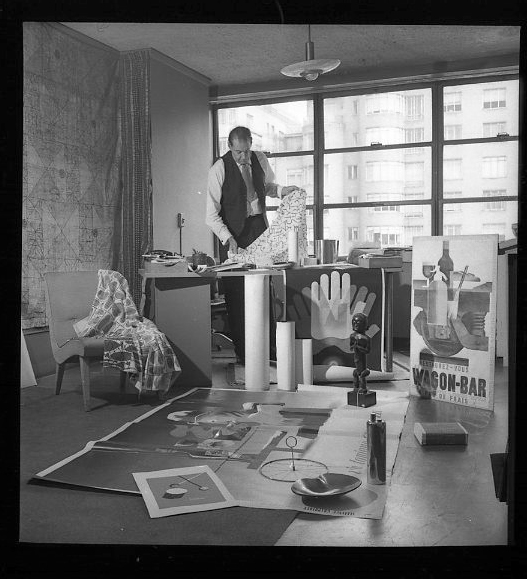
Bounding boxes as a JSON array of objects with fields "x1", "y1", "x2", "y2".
[{"x1": 21, "y1": 348, "x2": 509, "y2": 548}]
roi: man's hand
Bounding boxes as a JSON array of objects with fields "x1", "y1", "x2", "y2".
[
  {"x1": 281, "y1": 185, "x2": 300, "y2": 197},
  {"x1": 227, "y1": 236, "x2": 238, "y2": 256}
]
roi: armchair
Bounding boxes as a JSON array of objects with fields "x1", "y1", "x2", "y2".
[{"x1": 44, "y1": 271, "x2": 127, "y2": 411}]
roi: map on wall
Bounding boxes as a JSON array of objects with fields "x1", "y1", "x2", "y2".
[{"x1": 22, "y1": 23, "x2": 121, "y2": 328}]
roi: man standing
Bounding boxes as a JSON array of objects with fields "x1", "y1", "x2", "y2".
[{"x1": 206, "y1": 126, "x2": 299, "y2": 363}]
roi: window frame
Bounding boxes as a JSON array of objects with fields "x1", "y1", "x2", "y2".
[{"x1": 212, "y1": 73, "x2": 519, "y2": 243}]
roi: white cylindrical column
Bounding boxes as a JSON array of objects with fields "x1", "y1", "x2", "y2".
[
  {"x1": 244, "y1": 274, "x2": 270, "y2": 390},
  {"x1": 295, "y1": 338, "x2": 313, "y2": 387},
  {"x1": 276, "y1": 321, "x2": 296, "y2": 391},
  {"x1": 287, "y1": 229, "x2": 298, "y2": 264}
]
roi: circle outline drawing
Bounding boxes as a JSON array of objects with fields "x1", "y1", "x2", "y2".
[{"x1": 258, "y1": 458, "x2": 328, "y2": 482}]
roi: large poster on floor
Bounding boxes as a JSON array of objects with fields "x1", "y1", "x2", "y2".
[
  {"x1": 32, "y1": 387, "x2": 409, "y2": 519},
  {"x1": 410, "y1": 235, "x2": 498, "y2": 410},
  {"x1": 283, "y1": 267, "x2": 384, "y2": 372}
]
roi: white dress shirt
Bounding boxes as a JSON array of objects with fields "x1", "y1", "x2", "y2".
[{"x1": 206, "y1": 150, "x2": 283, "y2": 245}]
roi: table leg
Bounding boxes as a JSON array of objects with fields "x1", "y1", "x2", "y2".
[
  {"x1": 244, "y1": 274, "x2": 270, "y2": 391},
  {"x1": 385, "y1": 271, "x2": 394, "y2": 373}
]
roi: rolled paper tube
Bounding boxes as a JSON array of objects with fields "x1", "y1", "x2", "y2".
[
  {"x1": 244, "y1": 274, "x2": 270, "y2": 391},
  {"x1": 295, "y1": 339, "x2": 313, "y2": 386},
  {"x1": 287, "y1": 229, "x2": 298, "y2": 264},
  {"x1": 276, "y1": 322, "x2": 296, "y2": 391},
  {"x1": 313, "y1": 365, "x2": 394, "y2": 383}
]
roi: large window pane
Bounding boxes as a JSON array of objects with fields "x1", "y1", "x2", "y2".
[
  {"x1": 217, "y1": 101, "x2": 313, "y2": 154},
  {"x1": 443, "y1": 141, "x2": 518, "y2": 197},
  {"x1": 267, "y1": 155, "x2": 314, "y2": 206},
  {"x1": 324, "y1": 88, "x2": 432, "y2": 149},
  {"x1": 443, "y1": 79, "x2": 518, "y2": 139},
  {"x1": 324, "y1": 205, "x2": 431, "y2": 252},
  {"x1": 324, "y1": 150, "x2": 432, "y2": 203},
  {"x1": 267, "y1": 208, "x2": 315, "y2": 254},
  {"x1": 442, "y1": 201, "x2": 517, "y2": 240}
]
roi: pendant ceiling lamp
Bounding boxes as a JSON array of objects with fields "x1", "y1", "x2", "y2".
[{"x1": 280, "y1": 25, "x2": 341, "y2": 81}]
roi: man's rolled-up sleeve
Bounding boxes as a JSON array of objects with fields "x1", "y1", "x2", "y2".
[{"x1": 206, "y1": 159, "x2": 232, "y2": 245}]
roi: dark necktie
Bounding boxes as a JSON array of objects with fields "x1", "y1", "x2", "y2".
[{"x1": 240, "y1": 163, "x2": 257, "y2": 216}]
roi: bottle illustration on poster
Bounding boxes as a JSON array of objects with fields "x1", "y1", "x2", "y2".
[{"x1": 410, "y1": 235, "x2": 498, "y2": 410}]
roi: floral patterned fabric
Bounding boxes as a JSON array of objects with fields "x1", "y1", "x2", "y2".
[
  {"x1": 233, "y1": 189, "x2": 308, "y2": 264},
  {"x1": 74, "y1": 269, "x2": 181, "y2": 393}
]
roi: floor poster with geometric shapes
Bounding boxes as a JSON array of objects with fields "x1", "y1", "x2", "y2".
[
  {"x1": 32, "y1": 386, "x2": 409, "y2": 519},
  {"x1": 22, "y1": 22, "x2": 121, "y2": 328},
  {"x1": 410, "y1": 235, "x2": 498, "y2": 410}
]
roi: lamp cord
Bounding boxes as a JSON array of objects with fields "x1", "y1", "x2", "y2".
[{"x1": 274, "y1": 0, "x2": 285, "y2": 24}]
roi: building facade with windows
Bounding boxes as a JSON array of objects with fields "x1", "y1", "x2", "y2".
[{"x1": 215, "y1": 77, "x2": 518, "y2": 255}]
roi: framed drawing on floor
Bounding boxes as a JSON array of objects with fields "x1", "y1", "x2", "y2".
[{"x1": 410, "y1": 235, "x2": 498, "y2": 410}]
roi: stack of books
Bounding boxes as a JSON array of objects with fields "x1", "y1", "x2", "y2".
[{"x1": 413, "y1": 422, "x2": 469, "y2": 446}]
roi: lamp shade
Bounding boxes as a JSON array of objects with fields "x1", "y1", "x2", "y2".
[
  {"x1": 280, "y1": 58, "x2": 341, "y2": 80},
  {"x1": 280, "y1": 26, "x2": 340, "y2": 81}
]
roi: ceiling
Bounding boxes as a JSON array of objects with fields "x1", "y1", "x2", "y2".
[{"x1": 62, "y1": 23, "x2": 520, "y2": 88}]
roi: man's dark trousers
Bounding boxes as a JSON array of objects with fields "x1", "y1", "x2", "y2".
[{"x1": 219, "y1": 214, "x2": 277, "y2": 363}]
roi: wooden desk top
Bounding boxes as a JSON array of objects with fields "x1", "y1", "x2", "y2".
[
  {"x1": 139, "y1": 263, "x2": 402, "y2": 279},
  {"x1": 138, "y1": 268, "x2": 283, "y2": 279}
]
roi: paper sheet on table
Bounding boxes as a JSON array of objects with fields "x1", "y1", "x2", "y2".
[
  {"x1": 234, "y1": 189, "x2": 308, "y2": 264},
  {"x1": 133, "y1": 465, "x2": 237, "y2": 518}
]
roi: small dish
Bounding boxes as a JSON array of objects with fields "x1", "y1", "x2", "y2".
[{"x1": 291, "y1": 473, "x2": 362, "y2": 497}]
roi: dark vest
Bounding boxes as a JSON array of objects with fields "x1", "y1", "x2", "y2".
[{"x1": 219, "y1": 151, "x2": 266, "y2": 238}]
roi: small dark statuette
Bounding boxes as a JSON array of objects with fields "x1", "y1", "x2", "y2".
[{"x1": 348, "y1": 312, "x2": 376, "y2": 408}]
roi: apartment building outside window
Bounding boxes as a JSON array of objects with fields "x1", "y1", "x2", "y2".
[
  {"x1": 483, "y1": 121, "x2": 507, "y2": 137},
  {"x1": 366, "y1": 93, "x2": 405, "y2": 115},
  {"x1": 444, "y1": 124, "x2": 463, "y2": 140},
  {"x1": 348, "y1": 227, "x2": 359, "y2": 241},
  {"x1": 483, "y1": 156, "x2": 507, "y2": 178},
  {"x1": 366, "y1": 161, "x2": 404, "y2": 182},
  {"x1": 367, "y1": 193, "x2": 400, "y2": 212},
  {"x1": 405, "y1": 162, "x2": 424, "y2": 184},
  {"x1": 405, "y1": 94, "x2": 424, "y2": 119},
  {"x1": 405, "y1": 127, "x2": 425, "y2": 154},
  {"x1": 444, "y1": 191, "x2": 462, "y2": 211},
  {"x1": 444, "y1": 224, "x2": 462, "y2": 235},
  {"x1": 483, "y1": 87, "x2": 506, "y2": 109},
  {"x1": 483, "y1": 222, "x2": 506, "y2": 240},
  {"x1": 214, "y1": 75, "x2": 518, "y2": 252},
  {"x1": 444, "y1": 158, "x2": 462, "y2": 180},
  {"x1": 444, "y1": 91, "x2": 462, "y2": 112},
  {"x1": 483, "y1": 189, "x2": 507, "y2": 211},
  {"x1": 347, "y1": 165, "x2": 358, "y2": 179},
  {"x1": 405, "y1": 127, "x2": 424, "y2": 143},
  {"x1": 404, "y1": 192, "x2": 425, "y2": 216},
  {"x1": 287, "y1": 169, "x2": 303, "y2": 186},
  {"x1": 404, "y1": 225, "x2": 423, "y2": 237},
  {"x1": 367, "y1": 227, "x2": 401, "y2": 245},
  {"x1": 366, "y1": 127, "x2": 405, "y2": 145}
]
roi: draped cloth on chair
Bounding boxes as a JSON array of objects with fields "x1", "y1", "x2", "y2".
[
  {"x1": 119, "y1": 50, "x2": 153, "y2": 306},
  {"x1": 73, "y1": 269, "x2": 181, "y2": 394}
]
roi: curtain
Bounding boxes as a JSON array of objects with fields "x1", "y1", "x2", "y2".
[{"x1": 119, "y1": 50, "x2": 153, "y2": 306}]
